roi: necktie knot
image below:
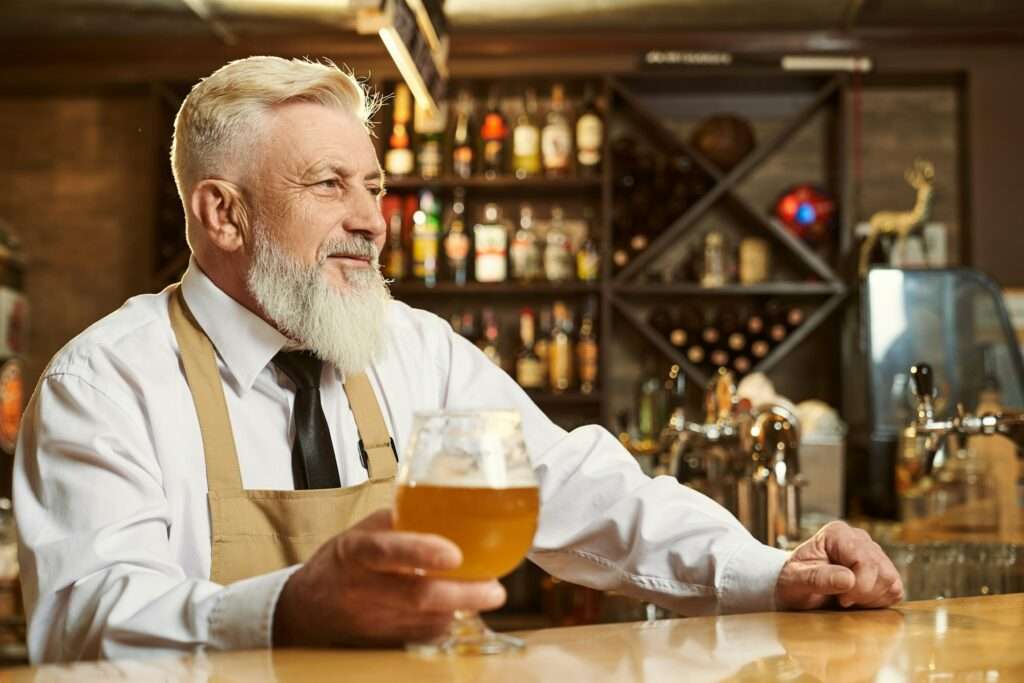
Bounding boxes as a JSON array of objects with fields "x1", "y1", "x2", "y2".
[{"x1": 273, "y1": 350, "x2": 323, "y2": 390}]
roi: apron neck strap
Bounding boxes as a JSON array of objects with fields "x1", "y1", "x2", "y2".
[
  {"x1": 343, "y1": 374, "x2": 398, "y2": 481},
  {"x1": 169, "y1": 284, "x2": 244, "y2": 491}
]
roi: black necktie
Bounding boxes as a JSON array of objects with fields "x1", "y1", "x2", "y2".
[{"x1": 272, "y1": 350, "x2": 341, "y2": 490}]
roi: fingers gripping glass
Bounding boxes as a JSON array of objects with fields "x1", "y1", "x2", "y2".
[{"x1": 393, "y1": 410, "x2": 540, "y2": 655}]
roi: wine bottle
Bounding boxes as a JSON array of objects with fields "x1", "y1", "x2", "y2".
[
  {"x1": 541, "y1": 83, "x2": 572, "y2": 178},
  {"x1": 451, "y1": 90, "x2": 475, "y2": 179},
  {"x1": 721, "y1": 310, "x2": 747, "y2": 356},
  {"x1": 549, "y1": 301, "x2": 574, "y2": 393},
  {"x1": 764, "y1": 299, "x2": 788, "y2": 344},
  {"x1": 535, "y1": 307, "x2": 552, "y2": 372},
  {"x1": 576, "y1": 207, "x2": 600, "y2": 282},
  {"x1": 443, "y1": 188, "x2": 470, "y2": 285},
  {"x1": 479, "y1": 90, "x2": 508, "y2": 178},
  {"x1": 576, "y1": 299, "x2": 599, "y2": 394},
  {"x1": 411, "y1": 190, "x2": 440, "y2": 287},
  {"x1": 543, "y1": 206, "x2": 574, "y2": 282},
  {"x1": 385, "y1": 84, "x2": 414, "y2": 177},
  {"x1": 732, "y1": 355, "x2": 752, "y2": 375},
  {"x1": 785, "y1": 304, "x2": 806, "y2": 330},
  {"x1": 576, "y1": 83, "x2": 604, "y2": 177},
  {"x1": 512, "y1": 90, "x2": 542, "y2": 180},
  {"x1": 510, "y1": 203, "x2": 542, "y2": 282},
  {"x1": 414, "y1": 99, "x2": 446, "y2": 180},
  {"x1": 516, "y1": 308, "x2": 546, "y2": 390},
  {"x1": 473, "y1": 203, "x2": 508, "y2": 283},
  {"x1": 381, "y1": 195, "x2": 405, "y2": 280}
]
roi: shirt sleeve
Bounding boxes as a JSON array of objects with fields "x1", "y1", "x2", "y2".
[
  {"x1": 14, "y1": 373, "x2": 296, "y2": 663},
  {"x1": 438, "y1": 327, "x2": 788, "y2": 616}
]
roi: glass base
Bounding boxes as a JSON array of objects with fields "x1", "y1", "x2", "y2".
[{"x1": 406, "y1": 611, "x2": 525, "y2": 656}]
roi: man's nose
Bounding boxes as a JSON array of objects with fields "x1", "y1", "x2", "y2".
[{"x1": 344, "y1": 189, "x2": 387, "y2": 241}]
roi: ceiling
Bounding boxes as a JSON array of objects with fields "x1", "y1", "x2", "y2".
[{"x1": 3, "y1": 0, "x2": 1024, "y2": 44}]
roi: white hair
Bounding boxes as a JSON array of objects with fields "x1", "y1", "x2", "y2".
[
  {"x1": 246, "y1": 224, "x2": 391, "y2": 375},
  {"x1": 171, "y1": 56, "x2": 381, "y2": 208}
]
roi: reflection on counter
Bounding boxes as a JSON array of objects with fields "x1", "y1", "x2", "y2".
[{"x1": 11, "y1": 595, "x2": 1024, "y2": 682}]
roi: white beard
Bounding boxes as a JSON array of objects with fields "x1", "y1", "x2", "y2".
[{"x1": 246, "y1": 229, "x2": 391, "y2": 376}]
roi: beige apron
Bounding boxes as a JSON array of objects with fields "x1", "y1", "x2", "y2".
[{"x1": 168, "y1": 285, "x2": 397, "y2": 585}]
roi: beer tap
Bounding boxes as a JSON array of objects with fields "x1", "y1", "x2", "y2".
[
  {"x1": 655, "y1": 367, "x2": 804, "y2": 548},
  {"x1": 907, "y1": 363, "x2": 1024, "y2": 472}
]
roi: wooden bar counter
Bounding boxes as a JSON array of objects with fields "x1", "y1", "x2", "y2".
[{"x1": 6, "y1": 594, "x2": 1022, "y2": 681}]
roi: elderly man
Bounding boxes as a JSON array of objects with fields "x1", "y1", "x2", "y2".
[{"x1": 14, "y1": 56, "x2": 901, "y2": 663}]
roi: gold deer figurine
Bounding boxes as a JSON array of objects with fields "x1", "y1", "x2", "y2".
[{"x1": 858, "y1": 159, "x2": 935, "y2": 277}]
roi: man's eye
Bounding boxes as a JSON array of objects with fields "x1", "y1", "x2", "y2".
[
  {"x1": 369, "y1": 186, "x2": 386, "y2": 198},
  {"x1": 316, "y1": 179, "x2": 341, "y2": 189}
]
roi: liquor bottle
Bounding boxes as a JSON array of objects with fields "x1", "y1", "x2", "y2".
[
  {"x1": 411, "y1": 190, "x2": 441, "y2": 286},
  {"x1": 636, "y1": 364, "x2": 668, "y2": 451},
  {"x1": 535, "y1": 307, "x2": 552, "y2": 371},
  {"x1": 541, "y1": 83, "x2": 572, "y2": 178},
  {"x1": 512, "y1": 90, "x2": 542, "y2": 180},
  {"x1": 510, "y1": 203, "x2": 542, "y2": 282},
  {"x1": 515, "y1": 308, "x2": 546, "y2": 390},
  {"x1": 443, "y1": 188, "x2": 470, "y2": 285},
  {"x1": 473, "y1": 203, "x2": 508, "y2": 283},
  {"x1": 381, "y1": 194, "x2": 405, "y2": 280},
  {"x1": 575, "y1": 83, "x2": 604, "y2": 177},
  {"x1": 385, "y1": 84, "x2": 414, "y2": 177},
  {"x1": 576, "y1": 207, "x2": 600, "y2": 282},
  {"x1": 576, "y1": 300, "x2": 599, "y2": 394},
  {"x1": 414, "y1": 100, "x2": 446, "y2": 180},
  {"x1": 478, "y1": 308, "x2": 502, "y2": 367},
  {"x1": 543, "y1": 206, "x2": 574, "y2": 282},
  {"x1": 479, "y1": 91, "x2": 508, "y2": 178},
  {"x1": 700, "y1": 231, "x2": 728, "y2": 288},
  {"x1": 549, "y1": 301, "x2": 574, "y2": 393},
  {"x1": 451, "y1": 90, "x2": 475, "y2": 179}
]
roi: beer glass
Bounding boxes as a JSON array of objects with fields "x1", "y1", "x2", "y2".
[{"x1": 393, "y1": 410, "x2": 539, "y2": 655}]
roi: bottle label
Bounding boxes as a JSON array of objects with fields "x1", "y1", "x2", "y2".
[
  {"x1": 576, "y1": 250, "x2": 600, "y2": 281},
  {"x1": 517, "y1": 357, "x2": 546, "y2": 389},
  {"x1": 418, "y1": 141, "x2": 442, "y2": 179},
  {"x1": 511, "y1": 239, "x2": 541, "y2": 280},
  {"x1": 385, "y1": 148, "x2": 414, "y2": 176},
  {"x1": 474, "y1": 225, "x2": 507, "y2": 282},
  {"x1": 412, "y1": 230, "x2": 438, "y2": 279},
  {"x1": 542, "y1": 125, "x2": 571, "y2": 171},
  {"x1": 576, "y1": 114, "x2": 603, "y2": 166},
  {"x1": 549, "y1": 339, "x2": 573, "y2": 390},
  {"x1": 544, "y1": 246, "x2": 574, "y2": 281},
  {"x1": 444, "y1": 232, "x2": 470, "y2": 262},
  {"x1": 577, "y1": 341, "x2": 598, "y2": 381},
  {"x1": 514, "y1": 126, "x2": 540, "y2": 157},
  {"x1": 453, "y1": 146, "x2": 473, "y2": 177}
]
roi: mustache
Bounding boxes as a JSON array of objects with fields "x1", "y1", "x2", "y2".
[{"x1": 317, "y1": 236, "x2": 380, "y2": 265}]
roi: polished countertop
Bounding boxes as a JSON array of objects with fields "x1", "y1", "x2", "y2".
[{"x1": 8, "y1": 594, "x2": 1023, "y2": 682}]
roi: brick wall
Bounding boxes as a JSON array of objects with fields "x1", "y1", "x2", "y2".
[{"x1": 0, "y1": 93, "x2": 155, "y2": 391}]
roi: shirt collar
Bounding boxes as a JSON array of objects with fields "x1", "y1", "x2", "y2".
[{"x1": 180, "y1": 258, "x2": 290, "y2": 393}]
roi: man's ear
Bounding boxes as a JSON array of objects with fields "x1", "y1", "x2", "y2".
[{"x1": 190, "y1": 179, "x2": 251, "y2": 253}]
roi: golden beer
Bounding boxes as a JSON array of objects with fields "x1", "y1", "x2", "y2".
[{"x1": 394, "y1": 484, "x2": 539, "y2": 581}]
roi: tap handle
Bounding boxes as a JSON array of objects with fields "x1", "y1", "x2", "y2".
[{"x1": 909, "y1": 363, "x2": 935, "y2": 402}]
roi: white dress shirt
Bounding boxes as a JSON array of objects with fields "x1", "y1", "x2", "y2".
[{"x1": 14, "y1": 260, "x2": 787, "y2": 663}]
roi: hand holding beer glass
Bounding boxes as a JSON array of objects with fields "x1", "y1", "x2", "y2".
[{"x1": 393, "y1": 410, "x2": 539, "y2": 654}]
